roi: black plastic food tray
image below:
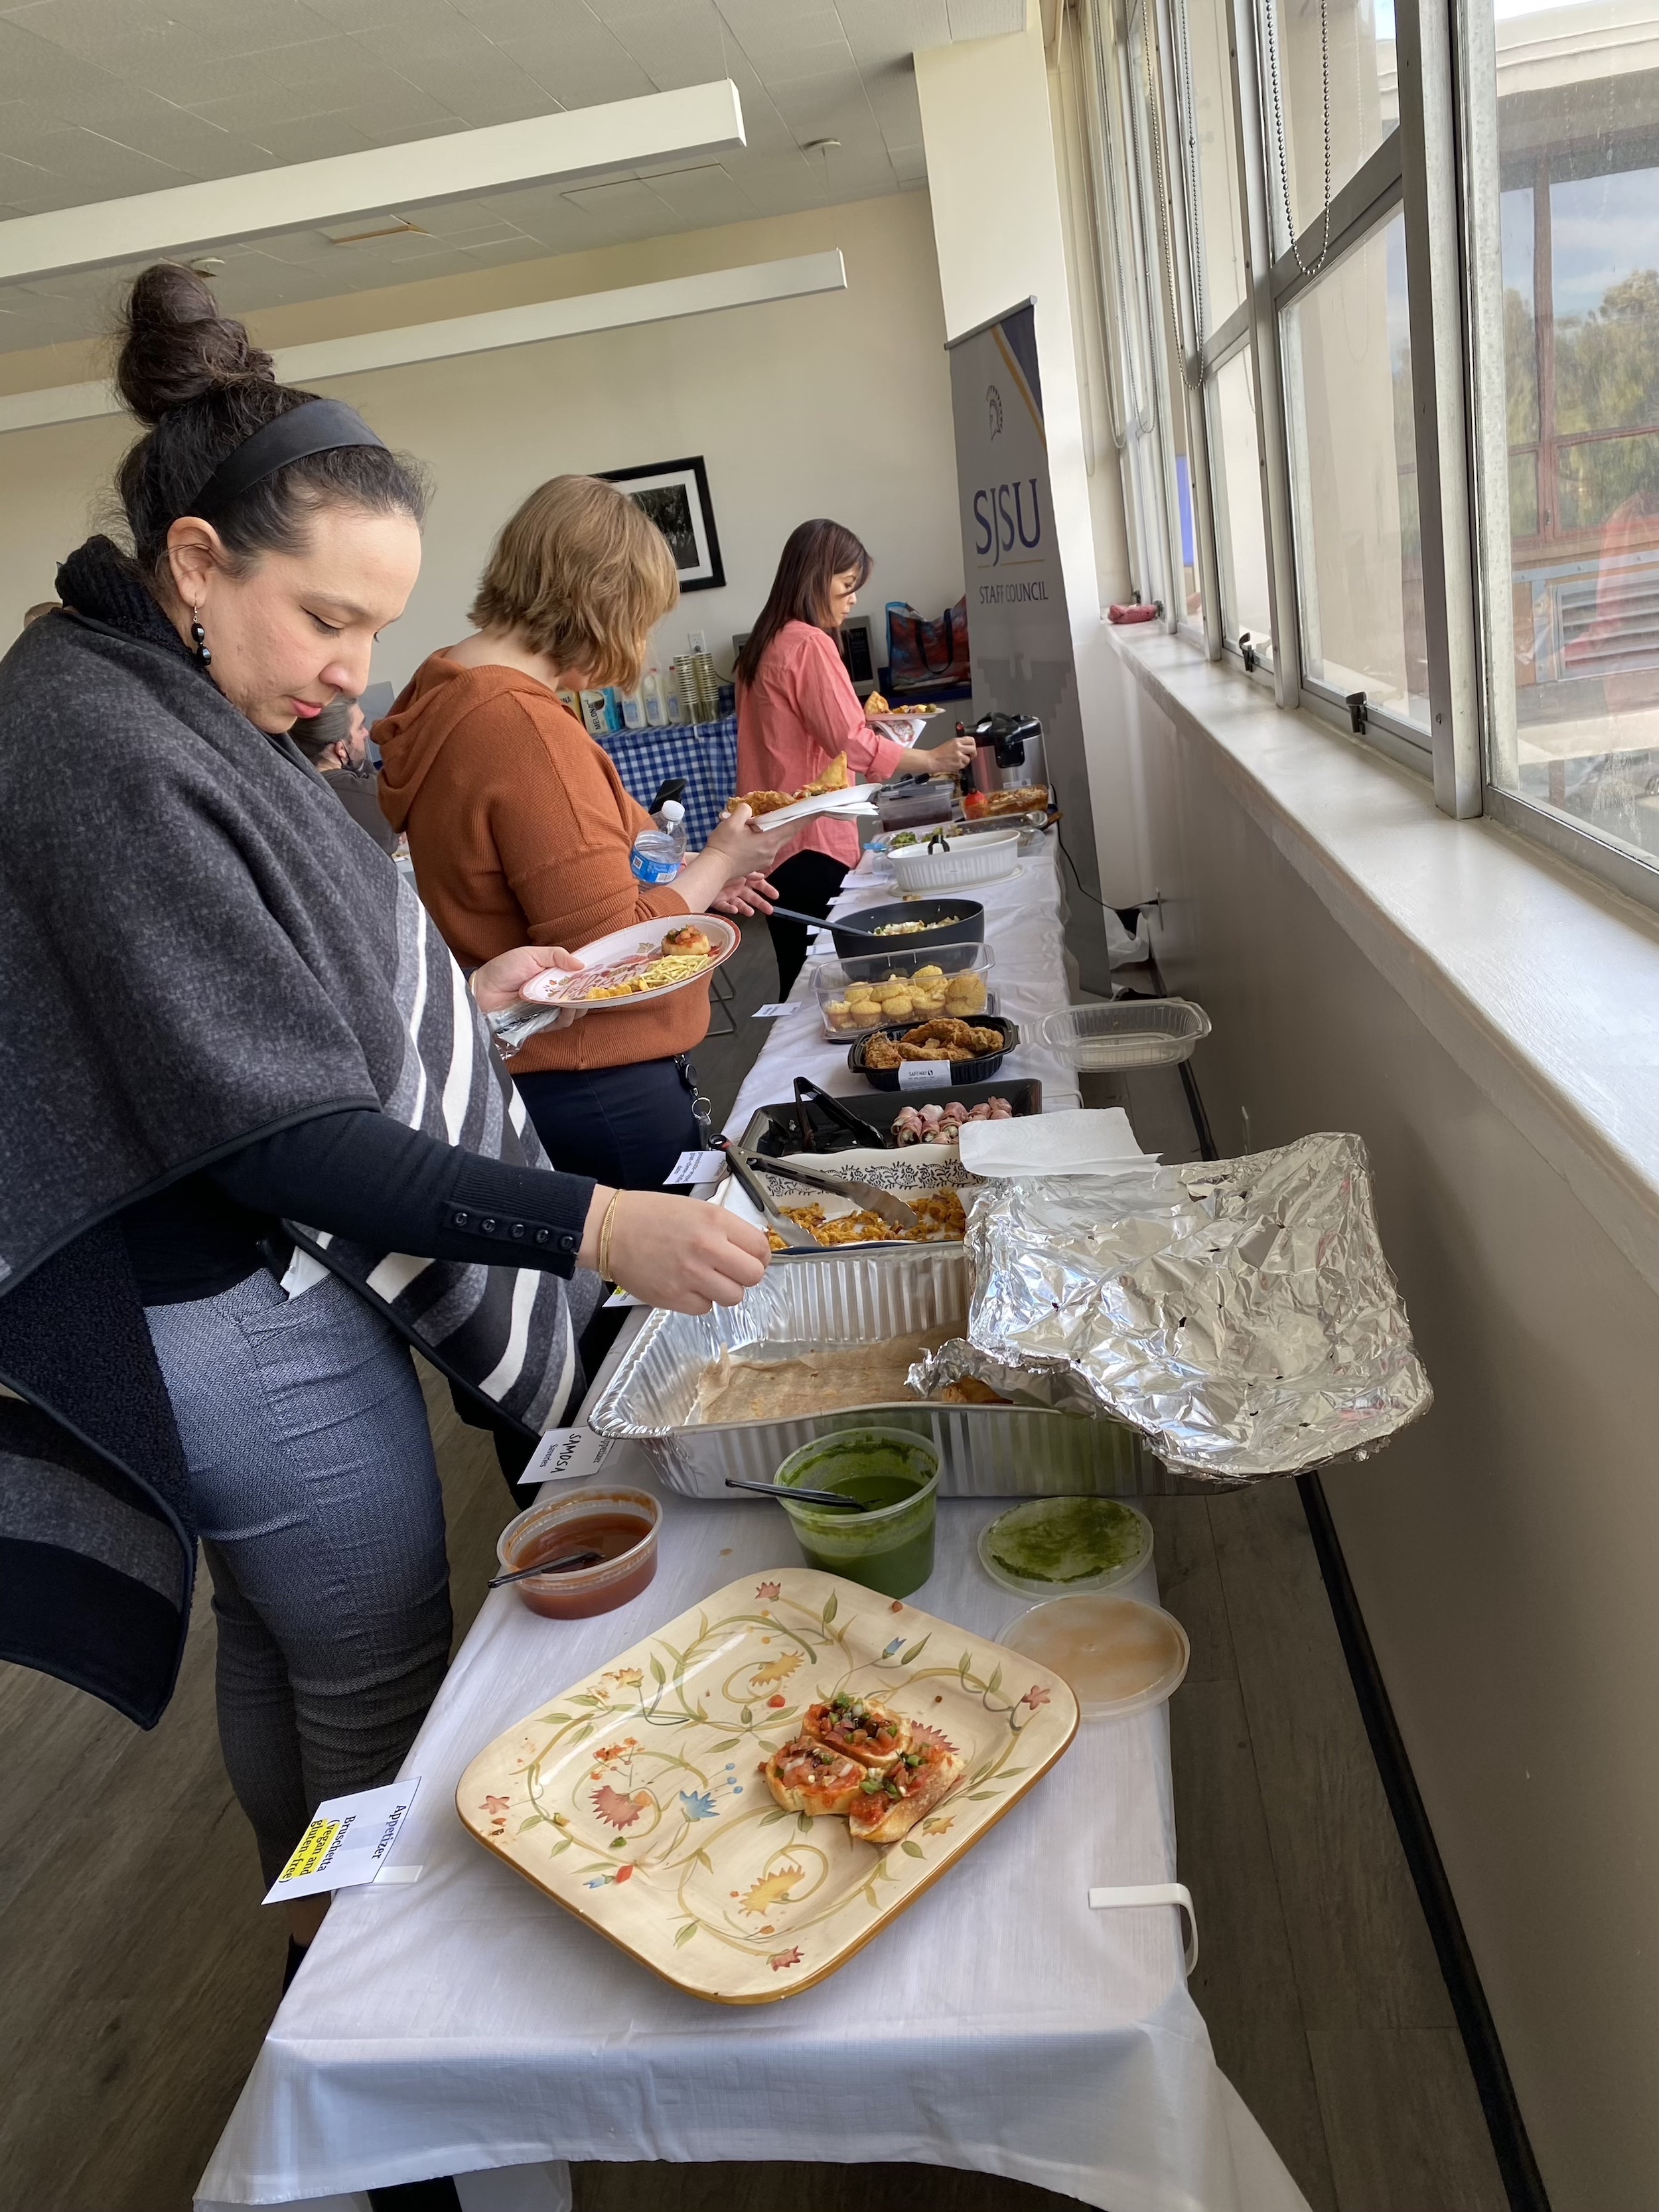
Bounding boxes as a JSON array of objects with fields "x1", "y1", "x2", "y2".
[
  {"x1": 847, "y1": 1015, "x2": 1018, "y2": 1092},
  {"x1": 739, "y1": 1078, "x2": 1042, "y2": 1157}
]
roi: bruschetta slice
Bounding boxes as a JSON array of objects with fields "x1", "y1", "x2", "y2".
[
  {"x1": 804, "y1": 1691, "x2": 910, "y2": 1771},
  {"x1": 847, "y1": 1740, "x2": 964, "y2": 1846},
  {"x1": 762, "y1": 1736, "x2": 867, "y2": 1817}
]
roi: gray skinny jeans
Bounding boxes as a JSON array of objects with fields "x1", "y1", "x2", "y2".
[{"x1": 146, "y1": 1266, "x2": 451, "y2": 1885}]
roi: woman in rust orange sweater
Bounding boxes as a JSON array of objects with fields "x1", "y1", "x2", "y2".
[{"x1": 379, "y1": 476, "x2": 788, "y2": 1188}]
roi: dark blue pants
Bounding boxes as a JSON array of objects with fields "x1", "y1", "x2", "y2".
[{"x1": 514, "y1": 1052, "x2": 702, "y2": 1192}]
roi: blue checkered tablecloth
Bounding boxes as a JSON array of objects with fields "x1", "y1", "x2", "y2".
[{"x1": 595, "y1": 717, "x2": 738, "y2": 847}]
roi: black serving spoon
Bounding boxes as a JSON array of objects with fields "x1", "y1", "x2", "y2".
[
  {"x1": 724, "y1": 1477, "x2": 873, "y2": 1512},
  {"x1": 487, "y1": 1547, "x2": 603, "y2": 1589}
]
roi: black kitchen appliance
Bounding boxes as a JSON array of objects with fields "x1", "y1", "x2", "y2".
[{"x1": 966, "y1": 711, "x2": 1045, "y2": 797}]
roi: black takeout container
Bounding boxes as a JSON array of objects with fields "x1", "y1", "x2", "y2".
[{"x1": 848, "y1": 1015, "x2": 1019, "y2": 1091}]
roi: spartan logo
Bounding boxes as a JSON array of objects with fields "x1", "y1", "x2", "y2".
[{"x1": 987, "y1": 383, "x2": 1004, "y2": 439}]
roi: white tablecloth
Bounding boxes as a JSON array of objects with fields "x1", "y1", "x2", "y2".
[
  {"x1": 198, "y1": 1443, "x2": 1309, "y2": 2212},
  {"x1": 197, "y1": 838, "x2": 1304, "y2": 2212},
  {"x1": 725, "y1": 840, "x2": 1086, "y2": 1140}
]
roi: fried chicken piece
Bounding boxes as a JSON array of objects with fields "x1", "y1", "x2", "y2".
[
  {"x1": 863, "y1": 1034, "x2": 903, "y2": 1069},
  {"x1": 897, "y1": 1039, "x2": 971, "y2": 1061},
  {"x1": 901, "y1": 1017, "x2": 980, "y2": 1051}
]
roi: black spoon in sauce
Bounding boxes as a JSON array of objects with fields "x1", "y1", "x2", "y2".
[{"x1": 488, "y1": 1547, "x2": 603, "y2": 1589}]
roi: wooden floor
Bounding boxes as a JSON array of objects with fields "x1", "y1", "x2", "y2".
[{"x1": 0, "y1": 925, "x2": 1508, "y2": 2212}]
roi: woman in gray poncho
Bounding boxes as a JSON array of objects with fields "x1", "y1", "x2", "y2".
[{"x1": 0, "y1": 265, "x2": 770, "y2": 1976}]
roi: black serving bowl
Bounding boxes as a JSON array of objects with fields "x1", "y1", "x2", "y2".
[
  {"x1": 848, "y1": 1015, "x2": 1019, "y2": 1091},
  {"x1": 827, "y1": 898, "x2": 984, "y2": 961}
]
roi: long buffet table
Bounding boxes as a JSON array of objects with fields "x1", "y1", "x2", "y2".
[
  {"x1": 195, "y1": 835, "x2": 1310, "y2": 2212},
  {"x1": 725, "y1": 835, "x2": 1086, "y2": 1136}
]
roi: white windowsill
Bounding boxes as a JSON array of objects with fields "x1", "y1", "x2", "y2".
[{"x1": 1110, "y1": 626, "x2": 1659, "y2": 1300}]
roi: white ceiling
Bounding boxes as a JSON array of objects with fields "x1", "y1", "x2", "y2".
[{"x1": 0, "y1": 0, "x2": 1024, "y2": 356}]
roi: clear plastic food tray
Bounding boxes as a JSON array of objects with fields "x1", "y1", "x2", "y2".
[
  {"x1": 814, "y1": 944, "x2": 995, "y2": 1041},
  {"x1": 1031, "y1": 998, "x2": 1211, "y2": 1070}
]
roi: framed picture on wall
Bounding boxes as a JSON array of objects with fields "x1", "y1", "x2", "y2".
[{"x1": 597, "y1": 455, "x2": 725, "y2": 593}]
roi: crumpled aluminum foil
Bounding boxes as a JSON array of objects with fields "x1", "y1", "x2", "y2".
[{"x1": 908, "y1": 1133, "x2": 1431, "y2": 1480}]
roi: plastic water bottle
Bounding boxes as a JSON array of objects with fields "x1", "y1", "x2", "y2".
[
  {"x1": 642, "y1": 670, "x2": 666, "y2": 727},
  {"x1": 630, "y1": 798, "x2": 687, "y2": 885}
]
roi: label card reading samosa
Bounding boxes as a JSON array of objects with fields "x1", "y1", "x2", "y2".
[
  {"x1": 263, "y1": 1779, "x2": 421, "y2": 1903},
  {"x1": 518, "y1": 1426, "x2": 613, "y2": 1487}
]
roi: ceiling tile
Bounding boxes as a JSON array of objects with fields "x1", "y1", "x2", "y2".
[
  {"x1": 0, "y1": 0, "x2": 985, "y2": 358},
  {"x1": 232, "y1": 114, "x2": 382, "y2": 164},
  {"x1": 837, "y1": 0, "x2": 946, "y2": 65},
  {"x1": 13, "y1": 0, "x2": 338, "y2": 70},
  {"x1": 643, "y1": 161, "x2": 757, "y2": 221},
  {"x1": 945, "y1": 0, "x2": 1026, "y2": 35}
]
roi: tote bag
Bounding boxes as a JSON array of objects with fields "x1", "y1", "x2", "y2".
[{"x1": 885, "y1": 597, "x2": 971, "y2": 692}]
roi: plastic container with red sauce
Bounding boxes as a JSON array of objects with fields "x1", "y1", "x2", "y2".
[{"x1": 495, "y1": 1485, "x2": 660, "y2": 1619}]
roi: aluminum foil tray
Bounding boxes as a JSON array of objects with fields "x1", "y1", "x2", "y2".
[
  {"x1": 587, "y1": 1244, "x2": 1173, "y2": 1499},
  {"x1": 912, "y1": 1133, "x2": 1431, "y2": 1481}
]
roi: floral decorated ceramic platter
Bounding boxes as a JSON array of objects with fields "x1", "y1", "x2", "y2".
[{"x1": 456, "y1": 1568, "x2": 1079, "y2": 2003}]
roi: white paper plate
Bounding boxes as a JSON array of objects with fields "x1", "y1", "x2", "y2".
[
  {"x1": 519, "y1": 914, "x2": 739, "y2": 1009},
  {"x1": 740, "y1": 784, "x2": 882, "y2": 829}
]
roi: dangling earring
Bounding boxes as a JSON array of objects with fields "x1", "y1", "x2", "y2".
[{"x1": 190, "y1": 607, "x2": 212, "y2": 668}]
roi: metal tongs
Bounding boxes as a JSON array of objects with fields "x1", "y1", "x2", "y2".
[
  {"x1": 715, "y1": 1138, "x2": 920, "y2": 1238},
  {"x1": 791, "y1": 1076, "x2": 878, "y2": 1153}
]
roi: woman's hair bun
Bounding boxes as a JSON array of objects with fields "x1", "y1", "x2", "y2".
[{"x1": 115, "y1": 262, "x2": 275, "y2": 426}]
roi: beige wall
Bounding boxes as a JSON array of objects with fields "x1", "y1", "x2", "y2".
[
  {"x1": 916, "y1": 18, "x2": 1142, "y2": 922},
  {"x1": 0, "y1": 192, "x2": 965, "y2": 692},
  {"x1": 1108, "y1": 640, "x2": 1659, "y2": 2211}
]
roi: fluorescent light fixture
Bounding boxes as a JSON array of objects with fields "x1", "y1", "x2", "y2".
[
  {"x1": 0, "y1": 80, "x2": 745, "y2": 287},
  {"x1": 0, "y1": 251, "x2": 848, "y2": 435}
]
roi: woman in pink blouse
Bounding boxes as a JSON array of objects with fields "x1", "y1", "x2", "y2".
[{"x1": 735, "y1": 520, "x2": 974, "y2": 992}]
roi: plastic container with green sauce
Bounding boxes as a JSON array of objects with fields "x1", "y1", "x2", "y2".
[
  {"x1": 977, "y1": 1496, "x2": 1153, "y2": 1598},
  {"x1": 772, "y1": 1429, "x2": 940, "y2": 1598}
]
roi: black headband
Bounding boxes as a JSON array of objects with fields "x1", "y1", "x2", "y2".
[{"x1": 188, "y1": 398, "x2": 388, "y2": 522}]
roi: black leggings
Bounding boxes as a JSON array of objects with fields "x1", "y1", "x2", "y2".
[{"x1": 766, "y1": 849, "x2": 849, "y2": 997}]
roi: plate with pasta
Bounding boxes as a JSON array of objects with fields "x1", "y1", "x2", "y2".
[{"x1": 520, "y1": 915, "x2": 740, "y2": 1009}]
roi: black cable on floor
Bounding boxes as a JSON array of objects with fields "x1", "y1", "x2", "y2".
[{"x1": 1297, "y1": 1474, "x2": 1553, "y2": 2212}]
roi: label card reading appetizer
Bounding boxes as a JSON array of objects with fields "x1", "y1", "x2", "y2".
[
  {"x1": 898, "y1": 1059, "x2": 954, "y2": 1089},
  {"x1": 663, "y1": 1149, "x2": 725, "y2": 1185},
  {"x1": 518, "y1": 1426, "x2": 613, "y2": 1487},
  {"x1": 263, "y1": 1779, "x2": 421, "y2": 1904}
]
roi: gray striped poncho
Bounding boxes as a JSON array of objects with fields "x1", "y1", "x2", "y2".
[{"x1": 0, "y1": 549, "x2": 594, "y2": 1724}]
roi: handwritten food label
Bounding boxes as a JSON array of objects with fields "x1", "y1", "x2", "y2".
[
  {"x1": 518, "y1": 1426, "x2": 614, "y2": 1487},
  {"x1": 752, "y1": 1002, "x2": 795, "y2": 1018},
  {"x1": 263, "y1": 1779, "x2": 422, "y2": 1904},
  {"x1": 898, "y1": 1060, "x2": 954, "y2": 1089},
  {"x1": 663, "y1": 1149, "x2": 725, "y2": 1185}
]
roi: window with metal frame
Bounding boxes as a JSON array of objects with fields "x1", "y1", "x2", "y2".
[
  {"x1": 1281, "y1": 204, "x2": 1430, "y2": 731},
  {"x1": 1463, "y1": 0, "x2": 1659, "y2": 898},
  {"x1": 1129, "y1": 0, "x2": 1210, "y2": 632}
]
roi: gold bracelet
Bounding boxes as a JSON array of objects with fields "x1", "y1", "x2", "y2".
[{"x1": 597, "y1": 1191, "x2": 623, "y2": 1282}]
